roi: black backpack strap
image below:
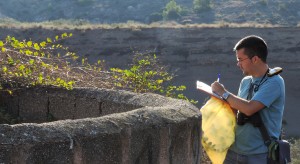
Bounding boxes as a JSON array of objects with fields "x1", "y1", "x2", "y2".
[
  {"x1": 256, "y1": 113, "x2": 272, "y2": 146},
  {"x1": 249, "y1": 112, "x2": 272, "y2": 146}
]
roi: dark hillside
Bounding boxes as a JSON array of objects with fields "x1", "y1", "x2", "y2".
[{"x1": 0, "y1": 0, "x2": 299, "y2": 26}]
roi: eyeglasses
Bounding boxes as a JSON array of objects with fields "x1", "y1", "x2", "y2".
[{"x1": 237, "y1": 57, "x2": 250, "y2": 63}]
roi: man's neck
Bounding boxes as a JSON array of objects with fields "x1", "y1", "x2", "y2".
[{"x1": 252, "y1": 64, "x2": 269, "y2": 78}]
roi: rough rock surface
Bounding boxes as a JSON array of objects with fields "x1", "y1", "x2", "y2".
[{"x1": 0, "y1": 87, "x2": 201, "y2": 163}]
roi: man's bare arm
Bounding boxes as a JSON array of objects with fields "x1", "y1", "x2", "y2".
[{"x1": 211, "y1": 81, "x2": 265, "y2": 116}]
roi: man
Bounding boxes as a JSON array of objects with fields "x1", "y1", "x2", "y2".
[{"x1": 211, "y1": 35, "x2": 285, "y2": 163}]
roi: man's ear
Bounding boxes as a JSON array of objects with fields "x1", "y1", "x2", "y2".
[{"x1": 252, "y1": 56, "x2": 260, "y2": 63}]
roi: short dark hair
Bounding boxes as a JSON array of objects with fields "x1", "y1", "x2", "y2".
[{"x1": 233, "y1": 35, "x2": 268, "y2": 63}]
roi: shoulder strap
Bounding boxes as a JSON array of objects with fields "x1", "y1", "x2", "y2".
[
  {"x1": 246, "y1": 72, "x2": 279, "y2": 146},
  {"x1": 256, "y1": 113, "x2": 272, "y2": 146}
]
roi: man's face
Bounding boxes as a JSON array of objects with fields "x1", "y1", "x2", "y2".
[{"x1": 236, "y1": 48, "x2": 253, "y2": 76}]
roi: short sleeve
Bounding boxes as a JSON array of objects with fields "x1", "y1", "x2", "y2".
[{"x1": 252, "y1": 80, "x2": 281, "y2": 108}]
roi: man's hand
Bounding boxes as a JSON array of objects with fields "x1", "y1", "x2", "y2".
[
  {"x1": 211, "y1": 81, "x2": 226, "y2": 97},
  {"x1": 211, "y1": 81, "x2": 265, "y2": 116}
]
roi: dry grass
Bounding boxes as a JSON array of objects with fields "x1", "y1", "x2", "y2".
[
  {"x1": 201, "y1": 138, "x2": 300, "y2": 164},
  {"x1": 291, "y1": 138, "x2": 300, "y2": 163},
  {"x1": 0, "y1": 18, "x2": 283, "y2": 30}
]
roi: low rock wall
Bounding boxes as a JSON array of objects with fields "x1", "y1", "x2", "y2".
[{"x1": 0, "y1": 87, "x2": 201, "y2": 164}]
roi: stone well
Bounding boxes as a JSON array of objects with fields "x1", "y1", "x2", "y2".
[{"x1": 0, "y1": 87, "x2": 202, "y2": 164}]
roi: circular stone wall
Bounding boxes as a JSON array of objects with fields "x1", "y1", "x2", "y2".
[{"x1": 0, "y1": 87, "x2": 202, "y2": 163}]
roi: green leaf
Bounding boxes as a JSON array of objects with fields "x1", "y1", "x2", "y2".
[
  {"x1": 2, "y1": 66, "x2": 7, "y2": 72},
  {"x1": 47, "y1": 38, "x2": 52, "y2": 43},
  {"x1": 19, "y1": 65, "x2": 25, "y2": 71},
  {"x1": 38, "y1": 73, "x2": 43, "y2": 83},
  {"x1": 25, "y1": 50, "x2": 32, "y2": 55},
  {"x1": 124, "y1": 70, "x2": 133, "y2": 77},
  {"x1": 29, "y1": 59, "x2": 34, "y2": 65},
  {"x1": 131, "y1": 65, "x2": 138, "y2": 72},
  {"x1": 27, "y1": 41, "x2": 32, "y2": 47},
  {"x1": 176, "y1": 85, "x2": 186, "y2": 91},
  {"x1": 40, "y1": 41, "x2": 46, "y2": 47},
  {"x1": 59, "y1": 79, "x2": 65, "y2": 85},
  {"x1": 41, "y1": 62, "x2": 47, "y2": 67},
  {"x1": 156, "y1": 79, "x2": 163, "y2": 84},
  {"x1": 8, "y1": 90, "x2": 13, "y2": 95},
  {"x1": 8, "y1": 57, "x2": 14, "y2": 65},
  {"x1": 0, "y1": 41, "x2": 3, "y2": 47},
  {"x1": 34, "y1": 43, "x2": 40, "y2": 50},
  {"x1": 61, "y1": 33, "x2": 68, "y2": 38},
  {"x1": 67, "y1": 81, "x2": 74, "y2": 85},
  {"x1": 25, "y1": 68, "x2": 32, "y2": 74}
]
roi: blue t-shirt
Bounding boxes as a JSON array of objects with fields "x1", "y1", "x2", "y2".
[{"x1": 230, "y1": 74, "x2": 285, "y2": 155}]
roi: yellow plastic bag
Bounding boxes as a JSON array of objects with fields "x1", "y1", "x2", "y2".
[{"x1": 201, "y1": 97, "x2": 236, "y2": 164}]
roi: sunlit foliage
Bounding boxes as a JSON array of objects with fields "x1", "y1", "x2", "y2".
[
  {"x1": 0, "y1": 33, "x2": 112, "y2": 92},
  {"x1": 111, "y1": 52, "x2": 197, "y2": 104}
]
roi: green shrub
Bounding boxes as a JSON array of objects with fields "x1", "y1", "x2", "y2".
[
  {"x1": 110, "y1": 52, "x2": 197, "y2": 104},
  {"x1": 193, "y1": 0, "x2": 211, "y2": 13},
  {"x1": 0, "y1": 33, "x2": 112, "y2": 93},
  {"x1": 0, "y1": 33, "x2": 74, "y2": 91},
  {"x1": 0, "y1": 34, "x2": 196, "y2": 106},
  {"x1": 162, "y1": 0, "x2": 183, "y2": 21}
]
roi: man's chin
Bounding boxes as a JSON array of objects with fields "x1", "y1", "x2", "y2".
[{"x1": 242, "y1": 71, "x2": 249, "y2": 76}]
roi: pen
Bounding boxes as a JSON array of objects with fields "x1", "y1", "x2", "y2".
[{"x1": 217, "y1": 73, "x2": 220, "y2": 82}]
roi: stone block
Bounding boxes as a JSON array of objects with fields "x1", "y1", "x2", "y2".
[
  {"x1": 0, "y1": 91, "x2": 19, "y2": 117},
  {"x1": 0, "y1": 144, "x2": 14, "y2": 163},
  {"x1": 49, "y1": 95, "x2": 75, "y2": 120},
  {"x1": 101, "y1": 101, "x2": 138, "y2": 116},
  {"x1": 25, "y1": 142, "x2": 73, "y2": 164},
  {"x1": 18, "y1": 89, "x2": 48, "y2": 123},
  {"x1": 74, "y1": 97, "x2": 100, "y2": 119},
  {"x1": 75, "y1": 134, "x2": 122, "y2": 164},
  {"x1": 128, "y1": 127, "x2": 161, "y2": 163}
]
